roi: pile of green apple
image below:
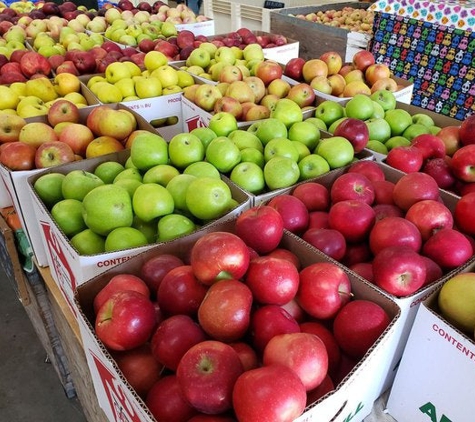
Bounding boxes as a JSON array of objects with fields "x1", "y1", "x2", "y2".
[
  {"x1": 85, "y1": 50, "x2": 195, "y2": 103},
  {"x1": 32, "y1": 130, "x2": 245, "y2": 255},
  {"x1": 289, "y1": 6, "x2": 374, "y2": 34}
]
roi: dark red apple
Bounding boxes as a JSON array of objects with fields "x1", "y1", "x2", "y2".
[
  {"x1": 459, "y1": 113, "x2": 475, "y2": 145},
  {"x1": 267, "y1": 194, "x2": 310, "y2": 235},
  {"x1": 333, "y1": 118, "x2": 369, "y2": 153},
  {"x1": 139, "y1": 253, "x2": 184, "y2": 295},
  {"x1": 291, "y1": 181, "x2": 330, "y2": 212},
  {"x1": 302, "y1": 227, "x2": 347, "y2": 261}
]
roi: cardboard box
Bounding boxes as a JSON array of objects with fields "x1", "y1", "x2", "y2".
[
  {"x1": 175, "y1": 19, "x2": 215, "y2": 37},
  {"x1": 386, "y1": 270, "x2": 475, "y2": 421},
  {"x1": 0, "y1": 103, "x2": 133, "y2": 267},
  {"x1": 369, "y1": 10, "x2": 475, "y2": 121},
  {"x1": 27, "y1": 150, "x2": 251, "y2": 316},
  {"x1": 269, "y1": 2, "x2": 372, "y2": 62},
  {"x1": 74, "y1": 218, "x2": 401, "y2": 422},
  {"x1": 309, "y1": 161, "x2": 469, "y2": 393}
]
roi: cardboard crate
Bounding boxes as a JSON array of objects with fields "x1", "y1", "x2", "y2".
[
  {"x1": 308, "y1": 161, "x2": 471, "y2": 393},
  {"x1": 386, "y1": 267, "x2": 475, "y2": 421},
  {"x1": 74, "y1": 217, "x2": 401, "y2": 422},
  {"x1": 80, "y1": 74, "x2": 184, "y2": 142},
  {"x1": 0, "y1": 103, "x2": 137, "y2": 268},
  {"x1": 27, "y1": 150, "x2": 251, "y2": 317},
  {"x1": 175, "y1": 19, "x2": 216, "y2": 37},
  {"x1": 270, "y1": 2, "x2": 372, "y2": 62}
]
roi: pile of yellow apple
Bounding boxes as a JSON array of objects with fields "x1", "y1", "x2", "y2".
[
  {"x1": 284, "y1": 50, "x2": 403, "y2": 98},
  {"x1": 86, "y1": 50, "x2": 195, "y2": 103}
]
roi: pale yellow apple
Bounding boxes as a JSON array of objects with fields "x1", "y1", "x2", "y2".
[
  {"x1": 53, "y1": 73, "x2": 81, "y2": 96},
  {"x1": 92, "y1": 82, "x2": 124, "y2": 104},
  {"x1": 25, "y1": 78, "x2": 58, "y2": 103},
  {"x1": 115, "y1": 78, "x2": 137, "y2": 98},
  {"x1": 63, "y1": 92, "x2": 88, "y2": 106},
  {"x1": 86, "y1": 75, "x2": 107, "y2": 89},
  {"x1": 151, "y1": 65, "x2": 179, "y2": 88},
  {"x1": 16, "y1": 96, "x2": 48, "y2": 118},
  {"x1": 123, "y1": 61, "x2": 142, "y2": 78},
  {"x1": 0, "y1": 85, "x2": 20, "y2": 110},
  {"x1": 18, "y1": 121, "x2": 58, "y2": 148},
  {"x1": 134, "y1": 76, "x2": 163, "y2": 98},
  {"x1": 105, "y1": 61, "x2": 133, "y2": 84}
]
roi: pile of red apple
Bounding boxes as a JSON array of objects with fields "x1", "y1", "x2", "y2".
[
  {"x1": 91, "y1": 213, "x2": 392, "y2": 421},
  {"x1": 0, "y1": 50, "x2": 54, "y2": 84},
  {"x1": 386, "y1": 114, "x2": 475, "y2": 197},
  {"x1": 0, "y1": 103, "x2": 135, "y2": 171},
  {"x1": 290, "y1": 6, "x2": 374, "y2": 35},
  {"x1": 284, "y1": 50, "x2": 401, "y2": 98},
  {"x1": 279, "y1": 160, "x2": 475, "y2": 297}
]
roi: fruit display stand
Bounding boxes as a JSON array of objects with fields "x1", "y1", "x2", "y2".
[
  {"x1": 74, "y1": 217, "x2": 402, "y2": 422},
  {"x1": 386, "y1": 267, "x2": 475, "y2": 421},
  {"x1": 202, "y1": 0, "x2": 351, "y2": 34},
  {"x1": 269, "y1": 2, "x2": 373, "y2": 62}
]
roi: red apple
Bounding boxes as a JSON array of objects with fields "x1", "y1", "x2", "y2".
[
  {"x1": 330, "y1": 172, "x2": 375, "y2": 205},
  {"x1": 139, "y1": 253, "x2": 184, "y2": 296},
  {"x1": 232, "y1": 364, "x2": 307, "y2": 422},
  {"x1": 229, "y1": 342, "x2": 259, "y2": 372},
  {"x1": 35, "y1": 141, "x2": 76, "y2": 168},
  {"x1": 392, "y1": 171, "x2": 441, "y2": 211},
  {"x1": 19, "y1": 51, "x2": 52, "y2": 78},
  {"x1": 151, "y1": 314, "x2": 207, "y2": 371},
  {"x1": 157, "y1": 265, "x2": 208, "y2": 317},
  {"x1": 302, "y1": 227, "x2": 347, "y2": 261},
  {"x1": 450, "y1": 144, "x2": 475, "y2": 182},
  {"x1": 422, "y1": 157, "x2": 456, "y2": 190},
  {"x1": 405, "y1": 199, "x2": 454, "y2": 241},
  {"x1": 437, "y1": 125, "x2": 461, "y2": 156},
  {"x1": 176, "y1": 340, "x2": 244, "y2": 414},
  {"x1": 93, "y1": 273, "x2": 150, "y2": 314},
  {"x1": 291, "y1": 182, "x2": 330, "y2": 212},
  {"x1": 372, "y1": 203, "x2": 404, "y2": 221},
  {"x1": 422, "y1": 228, "x2": 473, "y2": 271},
  {"x1": 459, "y1": 113, "x2": 475, "y2": 146},
  {"x1": 244, "y1": 256, "x2": 299, "y2": 305},
  {"x1": 266, "y1": 247, "x2": 301, "y2": 270},
  {"x1": 306, "y1": 374, "x2": 335, "y2": 405},
  {"x1": 372, "y1": 180, "x2": 396, "y2": 205},
  {"x1": 255, "y1": 60, "x2": 283, "y2": 86},
  {"x1": 95, "y1": 290, "x2": 156, "y2": 351},
  {"x1": 411, "y1": 133, "x2": 447, "y2": 161},
  {"x1": 333, "y1": 299, "x2": 391, "y2": 359},
  {"x1": 341, "y1": 241, "x2": 372, "y2": 267},
  {"x1": 198, "y1": 279, "x2": 253, "y2": 342},
  {"x1": 284, "y1": 57, "x2": 306, "y2": 81},
  {"x1": 333, "y1": 118, "x2": 369, "y2": 153},
  {"x1": 349, "y1": 262, "x2": 374, "y2": 282},
  {"x1": 190, "y1": 231, "x2": 250, "y2": 285},
  {"x1": 386, "y1": 145, "x2": 424, "y2": 173},
  {"x1": 296, "y1": 262, "x2": 351, "y2": 320},
  {"x1": 347, "y1": 160, "x2": 386, "y2": 183},
  {"x1": 352, "y1": 50, "x2": 375, "y2": 72},
  {"x1": 267, "y1": 194, "x2": 310, "y2": 235},
  {"x1": 421, "y1": 256, "x2": 443, "y2": 286},
  {"x1": 263, "y1": 332, "x2": 329, "y2": 391},
  {"x1": 454, "y1": 192, "x2": 475, "y2": 236},
  {"x1": 307, "y1": 210, "x2": 330, "y2": 229},
  {"x1": 372, "y1": 246, "x2": 427, "y2": 296},
  {"x1": 369, "y1": 216, "x2": 422, "y2": 255},
  {"x1": 234, "y1": 205, "x2": 284, "y2": 254},
  {"x1": 0, "y1": 142, "x2": 36, "y2": 170}
]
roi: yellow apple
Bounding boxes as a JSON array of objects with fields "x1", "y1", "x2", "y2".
[
  {"x1": 25, "y1": 78, "x2": 58, "y2": 103},
  {"x1": 115, "y1": 78, "x2": 137, "y2": 98},
  {"x1": 105, "y1": 61, "x2": 133, "y2": 84},
  {"x1": 16, "y1": 96, "x2": 49, "y2": 118},
  {"x1": 0, "y1": 85, "x2": 20, "y2": 110},
  {"x1": 151, "y1": 65, "x2": 179, "y2": 88},
  {"x1": 19, "y1": 121, "x2": 58, "y2": 148},
  {"x1": 134, "y1": 76, "x2": 163, "y2": 98},
  {"x1": 53, "y1": 73, "x2": 81, "y2": 96}
]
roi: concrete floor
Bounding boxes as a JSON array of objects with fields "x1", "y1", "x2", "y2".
[{"x1": 0, "y1": 263, "x2": 87, "y2": 422}]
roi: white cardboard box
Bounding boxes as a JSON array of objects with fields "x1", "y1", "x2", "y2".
[
  {"x1": 27, "y1": 150, "x2": 251, "y2": 317},
  {"x1": 175, "y1": 19, "x2": 215, "y2": 37},
  {"x1": 74, "y1": 218, "x2": 401, "y2": 422},
  {"x1": 386, "y1": 276, "x2": 475, "y2": 422}
]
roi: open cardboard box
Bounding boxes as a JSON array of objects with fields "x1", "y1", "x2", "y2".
[
  {"x1": 74, "y1": 217, "x2": 401, "y2": 422},
  {"x1": 0, "y1": 102, "x2": 137, "y2": 268},
  {"x1": 27, "y1": 148, "x2": 251, "y2": 317},
  {"x1": 386, "y1": 259, "x2": 475, "y2": 421}
]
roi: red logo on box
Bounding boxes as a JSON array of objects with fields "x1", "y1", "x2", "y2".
[{"x1": 185, "y1": 115, "x2": 207, "y2": 131}]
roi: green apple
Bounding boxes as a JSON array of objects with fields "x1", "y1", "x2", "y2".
[
  {"x1": 70, "y1": 228, "x2": 106, "y2": 255},
  {"x1": 288, "y1": 121, "x2": 320, "y2": 150},
  {"x1": 292, "y1": 141, "x2": 311, "y2": 161},
  {"x1": 105, "y1": 61, "x2": 132, "y2": 84},
  {"x1": 62, "y1": 170, "x2": 104, "y2": 201},
  {"x1": 157, "y1": 213, "x2": 196, "y2": 242},
  {"x1": 384, "y1": 109, "x2": 413, "y2": 136},
  {"x1": 264, "y1": 156, "x2": 300, "y2": 190},
  {"x1": 205, "y1": 136, "x2": 241, "y2": 173},
  {"x1": 51, "y1": 198, "x2": 86, "y2": 238},
  {"x1": 168, "y1": 133, "x2": 205, "y2": 169},
  {"x1": 113, "y1": 178, "x2": 143, "y2": 198},
  {"x1": 366, "y1": 140, "x2": 388, "y2": 155},
  {"x1": 113, "y1": 168, "x2": 143, "y2": 183},
  {"x1": 412, "y1": 113, "x2": 435, "y2": 128},
  {"x1": 188, "y1": 48, "x2": 211, "y2": 68},
  {"x1": 227, "y1": 129, "x2": 264, "y2": 152},
  {"x1": 82, "y1": 184, "x2": 134, "y2": 236},
  {"x1": 429, "y1": 125, "x2": 441, "y2": 135},
  {"x1": 402, "y1": 123, "x2": 431, "y2": 141},
  {"x1": 240, "y1": 148, "x2": 265, "y2": 168},
  {"x1": 271, "y1": 98, "x2": 303, "y2": 128},
  {"x1": 166, "y1": 173, "x2": 197, "y2": 213},
  {"x1": 305, "y1": 117, "x2": 327, "y2": 131},
  {"x1": 184, "y1": 161, "x2": 221, "y2": 179},
  {"x1": 185, "y1": 177, "x2": 233, "y2": 221},
  {"x1": 316, "y1": 136, "x2": 354, "y2": 169},
  {"x1": 438, "y1": 272, "x2": 475, "y2": 333},
  {"x1": 190, "y1": 127, "x2": 218, "y2": 149},
  {"x1": 142, "y1": 164, "x2": 180, "y2": 186},
  {"x1": 248, "y1": 118, "x2": 287, "y2": 145},
  {"x1": 215, "y1": 46, "x2": 236, "y2": 65},
  {"x1": 371, "y1": 101, "x2": 385, "y2": 119},
  {"x1": 105, "y1": 226, "x2": 149, "y2": 252},
  {"x1": 264, "y1": 138, "x2": 299, "y2": 162},
  {"x1": 370, "y1": 89, "x2": 397, "y2": 111},
  {"x1": 132, "y1": 183, "x2": 174, "y2": 222},
  {"x1": 230, "y1": 161, "x2": 265, "y2": 194},
  {"x1": 208, "y1": 112, "x2": 238, "y2": 137},
  {"x1": 365, "y1": 118, "x2": 392, "y2": 143},
  {"x1": 94, "y1": 161, "x2": 126, "y2": 184},
  {"x1": 385, "y1": 136, "x2": 411, "y2": 150},
  {"x1": 130, "y1": 131, "x2": 169, "y2": 171},
  {"x1": 327, "y1": 117, "x2": 348, "y2": 134},
  {"x1": 345, "y1": 94, "x2": 374, "y2": 120},
  {"x1": 314, "y1": 100, "x2": 346, "y2": 128},
  {"x1": 132, "y1": 215, "x2": 158, "y2": 244},
  {"x1": 33, "y1": 172, "x2": 66, "y2": 209},
  {"x1": 298, "y1": 153, "x2": 331, "y2": 180}
]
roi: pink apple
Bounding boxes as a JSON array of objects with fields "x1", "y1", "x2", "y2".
[{"x1": 411, "y1": 133, "x2": 447, "y2": 161}]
